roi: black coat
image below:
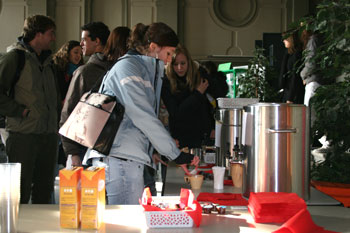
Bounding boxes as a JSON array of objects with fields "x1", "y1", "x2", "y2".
[
  {"x1": 199, "y1": 67, "x2": 228, "y2": 99},
  {"x1": 279, "y1": 50, "x2": 304, "y2": 104},
  {"x1": 161, "y1": 76, "x2": 214, "y2": 148}
]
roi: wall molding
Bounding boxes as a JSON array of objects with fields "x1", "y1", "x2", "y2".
[{"x1": 209, "y1": 0, "x2": 258, "y2": 30}]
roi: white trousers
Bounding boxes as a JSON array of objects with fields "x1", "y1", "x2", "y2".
[
  {"x1": 304, "y1": 81, "x2": 321, "y2": 106},
  {"x1": 0, "y1": 128, "x2": 9, "y2": 146}
]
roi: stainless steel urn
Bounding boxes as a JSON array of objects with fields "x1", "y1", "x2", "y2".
[
  {"x1": 243, "y1": 103, "x2": 310, "y2": 200},
  {"x1": 215, "y1": 108, "x2": 242, "y2": 168}
]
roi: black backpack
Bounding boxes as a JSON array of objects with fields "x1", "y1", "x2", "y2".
[{"x1": 0, "y1": 49, "x2": 25, "y2": 128}]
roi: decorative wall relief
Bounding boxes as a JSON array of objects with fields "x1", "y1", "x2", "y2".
[
  {"x1": 211, "y1": 0, "x2": 258, "y2": 29},
  {"x1": 202, "y1": 0, "x2": 259, "y2": 57}
]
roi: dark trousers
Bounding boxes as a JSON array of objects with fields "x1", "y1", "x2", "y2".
[
  {"x1": 143, "y1": 156, "x2": 169, "y2": 196},
  {"x1": 144, "y1": 165, "x2": 157, "y2": 196},
  {"x1": 6, "y1": 132, "x2": 58, "y2": 204}
]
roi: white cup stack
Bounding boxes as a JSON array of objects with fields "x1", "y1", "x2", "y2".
[
  {"x1": 0, "y1": 163, "x2": 21, "y2": 233},
  {"x1": 212, "y1": 166, "x2": 226, "y2": 190}
]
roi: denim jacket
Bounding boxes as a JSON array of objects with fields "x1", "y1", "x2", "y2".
[{"x1": 85, "y1": 52, "x2": 180, "y2": 166}]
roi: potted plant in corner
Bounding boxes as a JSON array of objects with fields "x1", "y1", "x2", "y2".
[
  {"x1": 302, "y1": 0, "x2": 350, "y2": 206},
  {"x1": 236, "y1": 47, "x2": 279, "y2": 102}
]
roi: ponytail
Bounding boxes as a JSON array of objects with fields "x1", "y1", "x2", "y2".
[{"x1": 129, "y1": 22, "x2": 178, "y2": 54}]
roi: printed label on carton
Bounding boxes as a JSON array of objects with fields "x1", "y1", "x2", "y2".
[
  {"x1": 59, "y1": 167, "x2": 82, "y2": 229},
  {"x1": 81, "y1": 167, "x2": 105, "y2": 230}
]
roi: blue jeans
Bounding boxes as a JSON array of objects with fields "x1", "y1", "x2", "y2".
[{"x1": 105, "y1": 156, "x2": 144, "y2": 205}]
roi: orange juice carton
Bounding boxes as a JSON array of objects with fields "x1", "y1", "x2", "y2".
[
  {"x1": 81, "y1": 167, "x2": 106, "y2": 229},
  {"x1": 59, "y1": 166, "x2": 83, "y2": 228}
]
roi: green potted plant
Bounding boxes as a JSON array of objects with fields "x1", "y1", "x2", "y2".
[
  {"x1": 301, "y1": 0, "x2": 350, "y2": 206},
  {"x1": 237, "y1": 47, "x2": 279, "y2": 102}
]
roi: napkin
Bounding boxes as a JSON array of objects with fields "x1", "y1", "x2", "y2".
[
  {"x1": 224, "y1": 179, "x2": 234, "y2": 186},
  {"x1": 198, "y1": 164, "x2": 215, "y2": 169},
  {"x1": 197, "y1": 192, "x2": 248, "y2": 206},
  {"x1": 272, "y1": 208, "x2": 340, "y2": 233},
  {"x1": 248, "y1": 192, "x2": 307, "y2": 223}
]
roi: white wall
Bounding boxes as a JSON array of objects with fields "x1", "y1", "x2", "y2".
[
  {"x1": 0, "y1": 0, "x2": 28, "y2": 52},
  {"x1": 55, "y1": 0, "x2": 85, "y2": 50},
  {"x1": 92, "y1": 0, "x2": 126, "y2": 30}
]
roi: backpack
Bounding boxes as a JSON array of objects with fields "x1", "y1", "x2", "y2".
[{"x1": 0, "y1": 49, "x2": 26, "y2": 128}]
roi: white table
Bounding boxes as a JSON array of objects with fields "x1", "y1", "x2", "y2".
[
  {"x1": 19, "y1": 165, "x2": 349, "y2": 233},
  {"x1": 161, "y1": 164, "x2": 350, "y2": 233},
  {"x1": 17, "y1": 204, "x2": 350, "y2": 233}
]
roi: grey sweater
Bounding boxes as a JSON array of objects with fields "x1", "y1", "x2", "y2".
[{"x1": 300, "y1": 35, "x2": 322, "y2": 85}]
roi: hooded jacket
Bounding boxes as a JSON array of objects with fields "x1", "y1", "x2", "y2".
[{"x1": 0, "y1": 39, "x2": 59, "y2": 134}]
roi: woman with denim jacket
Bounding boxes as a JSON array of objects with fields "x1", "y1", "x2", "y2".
[{"x1": 84, "y1": 22, "x2": 199, "y2": 204}]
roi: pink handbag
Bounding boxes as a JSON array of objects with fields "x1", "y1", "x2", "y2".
[{"x1": 59, "y1": 92, "x2": 124, "y2": 155}]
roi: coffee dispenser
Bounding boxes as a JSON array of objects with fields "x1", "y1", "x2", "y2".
[
  {"x1": 215, "y1": 108, "x2": 242, "y2": 168},
  {"x1": 214, "y1": 98, "x2": 258, "y2": 175}
]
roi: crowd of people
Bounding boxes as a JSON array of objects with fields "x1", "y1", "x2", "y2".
[{"x1": 0, "y1": 14, "x2": 321, "y2": 205}]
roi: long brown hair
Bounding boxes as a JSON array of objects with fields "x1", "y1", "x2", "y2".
[
  {"x1": 283, "y1": 30, "x2": 303, "y2": 54},
  {"x1": 301, "y1": 30, "x2": 313, "y2": 50},
  {"x1": 166, "y1": 46, "x2": 201, "y2": 94},
  {"x1": 103, "y1": 26, "x2": 131, "y2": 62},
  {"x1": 128, "y1": 22, "x2": 179, "y2": 55}
]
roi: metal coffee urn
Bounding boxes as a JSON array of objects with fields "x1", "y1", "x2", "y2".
[
  {"x1": 243, "y1": 103, "x2": 310, "y2": 200},
  {"x1": 215, "y1": 98, "x2": 258, "y2": 174},
  {"x1": 215, "y1": 108, "x2": 242, "y2": 168}
]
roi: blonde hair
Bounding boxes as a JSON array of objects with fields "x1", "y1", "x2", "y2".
[{"x1": 166, "y1": 46, "x2": 201, "y2": 93}]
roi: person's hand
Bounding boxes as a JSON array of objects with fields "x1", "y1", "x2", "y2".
[
  {"x1": 196, "y1": 78, "x2": 209, "y2": 94},
  {"x1": 180, "y1": 156, "x2": 200, "y2": 176},
  {"x1": 179, "y1": 164, "x2": 191, "y2": 176},
  {"x1": 286, "y1": 100, "x2": 293, "y2": 104},
  {"x1": 191, "y1": 155, "x2": 200, "y2": 167},
  {"x1": 71, "y1": 155, "x2": 82, "y2": 166},
  {"x1": 152, "y1": 153, "x2": 168, "y2": 166},
  {"x1": 178, "y1": 155, "x2": 200, "y2": 176},
  {"x1": 179, "y1": 163, "x2": 199, "y2": 176}
]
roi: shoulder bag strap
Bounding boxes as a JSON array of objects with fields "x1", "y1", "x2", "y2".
[
  {"x1": 8, "y1": 49, "x2": 25, "y2": 97},
  {"x1": 89, "y1": 57, "x2": 127, "y2": 95}
]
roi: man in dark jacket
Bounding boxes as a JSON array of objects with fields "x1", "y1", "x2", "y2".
[
  {"x1": 0, "y1": 15, "x2": 59, "y2": 204},
  {"x1": 60, "y1": 22, "x2": 113, "y2": 166}
]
